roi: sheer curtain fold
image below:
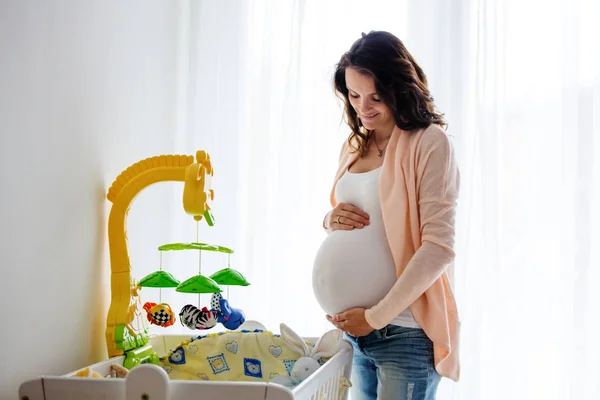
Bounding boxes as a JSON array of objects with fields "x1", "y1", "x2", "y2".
[{"x1": 171, "y1": 1, "x2": 599, "y2": 398}]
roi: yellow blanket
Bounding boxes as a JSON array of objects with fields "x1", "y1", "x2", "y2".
[{"x1": 159, "y1": 330, "x2": 315, "y2": 382}]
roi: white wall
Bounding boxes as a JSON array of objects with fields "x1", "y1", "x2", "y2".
[{"x1": 0, "y1": 1, "x2": 186, "y2": 398}]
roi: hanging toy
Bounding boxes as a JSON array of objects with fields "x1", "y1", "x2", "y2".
[
  {"x1": 210, "y1": 293, "x2": 246, "y2": 330},
  {"x1": 143, "y1": 302, "x2": 176, "y2": 327},
  {"x1": 179, "y1": 304, "x2": 217, "y2": 330}
]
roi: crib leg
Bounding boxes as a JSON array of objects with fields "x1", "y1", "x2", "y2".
[{"x1": 125, "y1": 364, "x2": 169, "y2": 400}]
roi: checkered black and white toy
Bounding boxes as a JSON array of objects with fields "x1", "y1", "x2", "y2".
[{"x1": 152, "y1": 309, "x2": 172, "y2": 325}]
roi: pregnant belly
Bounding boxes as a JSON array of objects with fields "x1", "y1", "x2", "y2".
[{"x1": 312, "y1": 226, "x2": 397, "y2": 316}]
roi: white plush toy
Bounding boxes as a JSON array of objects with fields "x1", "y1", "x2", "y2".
[{"x1": 270, "y1": 323, "x2": 343, "y2": 388}]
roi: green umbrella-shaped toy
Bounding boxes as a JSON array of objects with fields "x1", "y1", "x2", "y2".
[
  {"x1": 209, "y1": 268, "x2": 250, "y2": 286},
  {"x1": 138, "y1": 271, "x2": 181, "y2": 288},
  {"x1": 176, "y1": 275, "x2": 223, "y2": 294}
]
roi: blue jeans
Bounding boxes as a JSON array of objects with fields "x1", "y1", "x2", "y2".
[{"x1": 345, "y1": 325, "x2": 441, "y2": 400}]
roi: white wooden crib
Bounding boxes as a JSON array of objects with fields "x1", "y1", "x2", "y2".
[{"x1": 18, "y1": 334, "x2": 354, "y2": 400}]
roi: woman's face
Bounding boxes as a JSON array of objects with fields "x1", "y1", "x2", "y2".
[{"x1": 345, "y1": 67, "x2": 395, "y2": 133}]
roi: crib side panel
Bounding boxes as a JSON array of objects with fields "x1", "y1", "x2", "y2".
[
  {"x1": 42, "y1": 377, "x2": 125, "y2": 400},
  {"x1": 168, "y1": 381, "x2": 294, "y2": 400}
]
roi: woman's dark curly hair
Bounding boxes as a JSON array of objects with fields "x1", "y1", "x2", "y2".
[{"x1": 334, "y1": 31, "x2": 446, "y2": 156}]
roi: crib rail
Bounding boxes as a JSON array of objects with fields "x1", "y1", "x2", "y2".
[
  {"x1": 20, "y1": 365, "x2": 295, "y2": 400},
  {"x1": 18, "y1": 336, "x2": 353, "y2": 400}
]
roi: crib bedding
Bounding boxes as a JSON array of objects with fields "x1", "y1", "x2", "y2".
[{"x1": 160, "y1": 329, "x2": 320, "y2": 383}]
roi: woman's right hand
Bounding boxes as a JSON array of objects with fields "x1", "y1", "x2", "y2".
[{"x1": 324, "y1": 203, "x2": 370, "y2": 231}]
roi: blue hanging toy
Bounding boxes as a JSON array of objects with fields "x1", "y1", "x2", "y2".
[{"x1": 210, "y1": 293, "x2": 245, "y2": 330}]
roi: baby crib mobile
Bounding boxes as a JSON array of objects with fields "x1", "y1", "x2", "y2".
[
  {"x1": 139, "y1": 241, "x2": 249, "y2": 331},
  {"x1": 105, "y1": 150, "x2": 250, "y2": 369}
]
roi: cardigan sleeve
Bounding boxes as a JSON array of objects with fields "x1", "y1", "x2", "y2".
[{"x1": 364, "y1": 130, "x2": 460, "y2": 329}]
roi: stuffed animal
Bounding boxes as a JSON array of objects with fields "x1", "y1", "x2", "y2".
[
  {"x1": 179, "y1": 304, "x2": 217, "y2": 330},
  {"x1": 143, "y1": 302, "x2": 176, "y2": 327},
  {"x1": 270, "y1": 323, "x2": 343, "y2": 388},
  {"x1": 210, "y1": 293, "x2": 245, "y2": 330}
]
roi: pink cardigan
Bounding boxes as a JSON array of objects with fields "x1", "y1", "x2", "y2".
[{"x1": 329, "y1": 124, "x2": 461, "y2": 381}]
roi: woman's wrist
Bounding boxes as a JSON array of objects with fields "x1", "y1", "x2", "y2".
[{"x1": 365, "y1": 308, "x2": 385, "y2": 330}]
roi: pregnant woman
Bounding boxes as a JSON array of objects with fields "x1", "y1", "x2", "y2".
[{"x1": 312, "y1": 31, "x2": 461, "y2": 400}]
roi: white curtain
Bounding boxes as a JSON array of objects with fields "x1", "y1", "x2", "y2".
[{"x1": 163, "y1": 1, "x2": 600, "y2": 398}]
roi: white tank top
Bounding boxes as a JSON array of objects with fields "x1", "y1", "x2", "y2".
[{"x1": 312, "y1": 166, "x2": 419, "y2": 328}]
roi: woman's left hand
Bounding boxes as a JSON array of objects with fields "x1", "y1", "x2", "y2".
[{"x1": 327, "y1": 308, "x2": 374, "y2": 337}]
